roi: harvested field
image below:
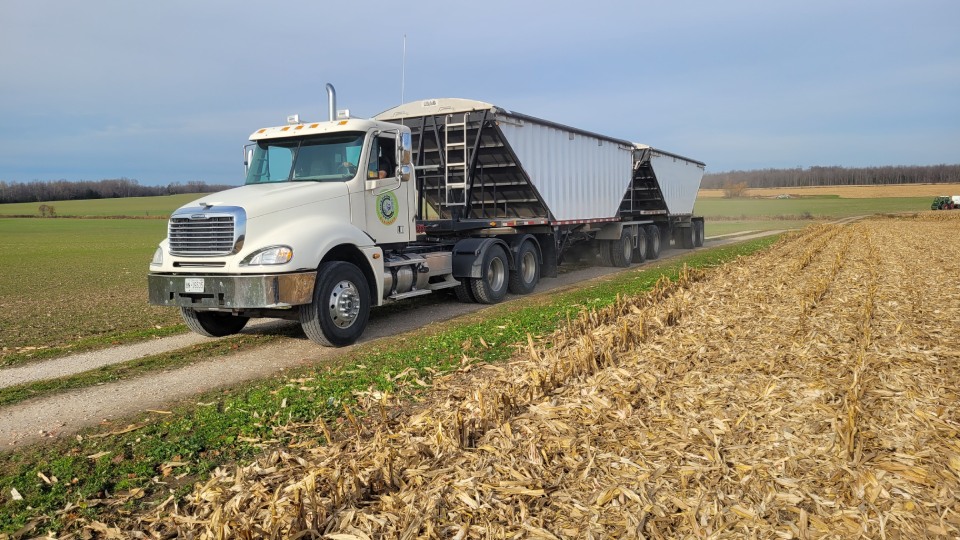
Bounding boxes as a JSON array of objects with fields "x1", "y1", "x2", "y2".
[
  {"x1": 118, "y1": 214, "x2": 957, "y2": 538},
  {"x1": 698, "y1": 182, "x2": 960, "y2": 199}
]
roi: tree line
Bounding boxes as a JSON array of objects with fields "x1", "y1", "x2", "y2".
[
  {"x1": 0, "y1": 178, "x2": 237, "y2": 204},
  {"x1": 702, "y1": 164, "x2": 960, "y2": 190}
]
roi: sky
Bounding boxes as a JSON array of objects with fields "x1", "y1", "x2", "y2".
[{"x1": 1, "y1": 0, "x2": 958, "y2": 186}]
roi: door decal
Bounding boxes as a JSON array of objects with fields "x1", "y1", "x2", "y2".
[{"x1": 376, "y1": 192, "x2": 398, "y2": 225}]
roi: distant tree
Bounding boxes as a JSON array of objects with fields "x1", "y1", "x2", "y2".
[
  {"x1": 0, "y1": 178, "x2": 238, "y2": 204},
  {"x1": 722, "y1": 181, "x2": 749, "y2": 198},
  {"x1": 703, "y1": 163, "x2": 960, "y2": 190}
]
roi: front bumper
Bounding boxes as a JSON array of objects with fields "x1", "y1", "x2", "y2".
[{"x1": 148, "y1": 272, "x2": 317, "y2": 309}]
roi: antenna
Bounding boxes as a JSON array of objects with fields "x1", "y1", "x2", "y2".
[{"x1": 401, "y1": 34, "x2": 407, "y2": 104}]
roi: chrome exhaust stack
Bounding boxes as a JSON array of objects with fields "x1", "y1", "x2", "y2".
[{"x1": 325, "y1": 83, "x2": 336, "y2": 122}]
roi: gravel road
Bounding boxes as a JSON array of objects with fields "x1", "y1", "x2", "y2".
[{"x1": 0, "y1": 234, "x2": 780, "y2": 450}]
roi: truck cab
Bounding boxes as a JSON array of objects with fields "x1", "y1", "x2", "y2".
[{"x1": 149, "y1": 105, "x2": 423, "y2": 346}]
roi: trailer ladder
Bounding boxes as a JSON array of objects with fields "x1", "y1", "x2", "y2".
[{"x1": 444, "y1": 113, "x2": 469, "y2": 207}]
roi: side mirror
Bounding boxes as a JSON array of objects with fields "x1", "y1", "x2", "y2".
[
  {"x1": 398, "y1": 132, "x2": 412, "y2": 166},
  {"x1": 399, "y1": 164, "x2": 412, "y2": 183},
  {"x1": 243, "y1": 144, "x2": 254, "y2": 174}
]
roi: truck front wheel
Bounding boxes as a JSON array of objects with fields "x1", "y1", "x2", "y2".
[
  {"x1": 299, "y1": 261, "x2": 370, "y2": 347},
  {"x1": 180, "y1": 308, "x2": 249, "y2": 338},
  {"x1": 471, "y1": 245, "x2": 510, "y2": 304}
]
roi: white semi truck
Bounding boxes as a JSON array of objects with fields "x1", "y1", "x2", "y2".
[{"x1": 148, "y1": 85, "x2": 705, "y2": 346}]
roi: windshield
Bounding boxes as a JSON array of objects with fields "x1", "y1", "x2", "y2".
[{"x1": 244, "y1": 132, "x2": 365, "y2": 184}]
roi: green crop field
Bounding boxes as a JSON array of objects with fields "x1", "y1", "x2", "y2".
[
  {"x1": 696, "y1": 196, "x2": 933, "y2": 237},
  {"x1": 704, "y1": 220, "x2": 813, "y2": 237},
  {"x1": 695, "y1": 196, "x2": 931, "y2": 220},
  {"x1": 0, "y1": 218, "x2": 180, "y2": 360},
  {"x1": 0, "y1": 193, "x2": 220, "y2": 217}
]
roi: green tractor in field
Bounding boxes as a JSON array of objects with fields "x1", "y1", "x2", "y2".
[{"x1": 931, "y1": 196, "x2": 960, "y2": 210}]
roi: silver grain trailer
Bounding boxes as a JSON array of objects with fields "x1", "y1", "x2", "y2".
[{"x1": 375, "y1": 98, "x2": 706, "y2": 272}]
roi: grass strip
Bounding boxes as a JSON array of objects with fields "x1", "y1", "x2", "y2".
[
  {"x1": 0, "y1": 332, "x2": 290, "y2": 408},
  {"x1": 1, "y1": 326, "x2": 188, "y2": 368},
  {"x1": 0, "y1": 236, "x2": 778, "y2": 534}
]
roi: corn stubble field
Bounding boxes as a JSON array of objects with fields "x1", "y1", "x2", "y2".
[{"x1": 101, "y1": 214, "x2": 959, "y2": 538}]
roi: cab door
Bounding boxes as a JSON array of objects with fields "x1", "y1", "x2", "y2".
[{"x1": 364, "y1": 133, "x2": 412, "y2": 245}]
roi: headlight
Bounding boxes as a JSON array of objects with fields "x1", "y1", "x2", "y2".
[
  {"x1": 240, "y1": 245, "x2": 293, "y2": 266},
  {"x1": 151, "y1": 247, "x2": 163, "y2": 266}
]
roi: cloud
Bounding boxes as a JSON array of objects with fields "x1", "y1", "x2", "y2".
[{"x1": 1, "y1": 0, "x2": 958, "y2": 183}]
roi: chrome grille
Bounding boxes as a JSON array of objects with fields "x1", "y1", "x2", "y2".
[{"x1": 168, "y1": 207, "x2": 245, "y2": 257}]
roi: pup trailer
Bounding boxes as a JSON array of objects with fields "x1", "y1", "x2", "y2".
[{"x1": 148, "y1": 85, "x2": 706, "y2": 346}]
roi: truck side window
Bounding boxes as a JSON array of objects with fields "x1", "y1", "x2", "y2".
[{"x1": 367, "y1": 136, "x2": 396, "y2": 179}]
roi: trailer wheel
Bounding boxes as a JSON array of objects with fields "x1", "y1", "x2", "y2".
[
  {"x1": 645, "y1": 224, "x2": 661, "y2": 260},
  {"x1": 681, "y1": 226, "x2": 695, "y2": 249},
  {"x1": 608, "y1": 230, "x2": 633, "y2": 268},
  {"x1": 299, "y1": 261, "x2": 370, "y2": 347},
  {"x1": 661, "y1": 225, "x2": 672, "y2": 249},
  {"x1": 694, "y1": 221, "x2": 705, "y2": 247},
  {"x1": 598, "y1": 240, "x2": 614, "y2": 267},
  {"x1": 632, "y1": 228, "x2": 647, "y2": 264},
  {"x1": 180, "y1": 308, "x2": 249, "y2": 337},
  {"x1": 508, "y1": 241, "x2": 540, "y2": 295},
  {"x1": 470, "y1": 245, "x2": 510, "y2": 304}
]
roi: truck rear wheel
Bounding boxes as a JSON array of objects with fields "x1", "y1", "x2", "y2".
[
  {"x1": 453, "y1": 280, "x2": 476, "y2": 303},
  {"x1": 299, "y1": 261, "x2": 370, "y2": 347},
  {"x1": 694, "y1": 221, "x2": 705, "y2": 247},
  {"x1": 471, "y1": 245, "x2": 510, "y2": 304},
  {"x1": 681, "y1": 225, "x2": 695, "y2": 249},
  {"x1": 180, "y1": 308, "x2": 249, "y2": 337},
  {"x1": 608, "y1": 230, "x2": 633, "y2": 268},
  {"x1": 508, "y1": 241, "x2": 540, "y2": 295},
  {"x1": 645, "y1": 224, "x2": 661, "y2": 259}
]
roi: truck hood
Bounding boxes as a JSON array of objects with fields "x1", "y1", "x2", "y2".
[{"x1": 182, "y1": 182, "x2": 349, "y2": 219}]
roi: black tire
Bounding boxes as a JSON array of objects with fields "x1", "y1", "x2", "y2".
[
  {"x1": 681, "y1": 225, "x2": 695, "y2": 249},
  {"x1": 299, "y1": 261, "x2": 370, "y2": 347},
  {"x1": 453, "y1": 279, "x2": 476, "y2": 303},
  {"x1": 645, "y1": 224, "x2": 661, "y2": 260},
  {"x1": 597, "y1": 241, "x2": 612, "y2": 267},
  {"x1": 694, "y1": 221, "x2": 705, "y2": 247},
  {"x1": 509, "y1": 241, "x2": 541, "y2": 295},
  {"x1": 660, "y1": 224, "x2": 672, "y2": 249},
  {"x1": 470, "y1": 245, "x2": 510, "y2": 304},
  {"x1": 632, "y1": 228, "x2": 648, "y2": 264},
  {"x1": 608, "y1": 230, "x2": 633, "y2": 268},
  {"x1": 180, "y1": 308, "x2": 249, "y2": 337}
]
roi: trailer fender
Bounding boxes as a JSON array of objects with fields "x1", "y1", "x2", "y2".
[
  {"x1": 595, "y1": 223, "x2": 625, "y2": 241},
  {"x1": 595, "y1": 221, "x2": 653, "y2": 241},
  {"x1": 452, "y1": 237, "x2": 510, "y2": 279}
]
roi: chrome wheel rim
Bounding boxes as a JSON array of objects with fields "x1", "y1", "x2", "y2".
[
  {"x1": 521, "y1": 251, "x2": 537, "y2": 284},
  {"x1": 487, "y1": 256, "x2": 505, "y2": 291},
  {"x1": 328, "y1": 280, "x2": 361, "y2": 329}
]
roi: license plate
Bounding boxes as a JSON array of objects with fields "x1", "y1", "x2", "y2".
[{"x1": 184, "y1": 278, "x2": 205, "y2": 293}]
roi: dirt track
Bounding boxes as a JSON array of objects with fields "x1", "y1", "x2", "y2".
[{"x1": 0, "y1": 233, "x2": 781, "y2": 450}]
